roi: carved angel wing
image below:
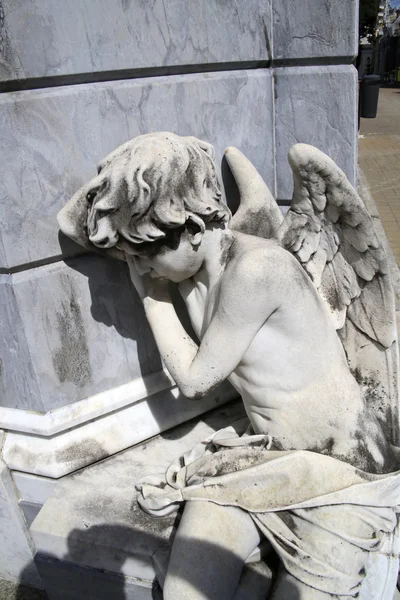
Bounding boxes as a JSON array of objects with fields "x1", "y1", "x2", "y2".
[
  {"x1": 225, "y1": 147, "x2": 283, "y2": 239},
  {"x1": 225, "y1": 144, "x2": 399, "y2": 445}
]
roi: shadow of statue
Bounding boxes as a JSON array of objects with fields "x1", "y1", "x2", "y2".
[
  {"x1": 15, "y1": 522, "x2": 302, "y2": 600},
  {"x1": 57, "y1": 232, "x2": 225, "y2": 444}
]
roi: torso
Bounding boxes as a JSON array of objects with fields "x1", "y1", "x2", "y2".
[{"x1": 179, "y1": 232, "x2": 395, "y2": 473}]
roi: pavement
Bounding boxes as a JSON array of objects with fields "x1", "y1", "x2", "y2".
[{"x1": 359, "y1": 87, "x2": 400, "y2": 267}]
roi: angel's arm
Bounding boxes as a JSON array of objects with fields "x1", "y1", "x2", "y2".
[{"x1": 127, "y1": 252, "x2": 279, "y2": 399}]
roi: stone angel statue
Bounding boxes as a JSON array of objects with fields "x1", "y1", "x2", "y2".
[{"x1": 58, "y1": 133, "x2": 400, "y2": 600}]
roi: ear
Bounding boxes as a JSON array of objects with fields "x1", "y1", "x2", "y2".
[
  {"x1": 57, "y1": 181, "x2": 125, "y2": 260},
  {"x1": 186, "y1": 213, "x2": 205, "y2": 247}
]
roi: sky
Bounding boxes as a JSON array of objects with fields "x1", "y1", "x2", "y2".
[{"x1": 391, "y1": 0, "x2": 400, "y2": 8}]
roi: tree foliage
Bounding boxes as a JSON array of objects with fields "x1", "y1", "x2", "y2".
[{"x1": 359, "y1": 0, "x2": 381, "y2": 39}]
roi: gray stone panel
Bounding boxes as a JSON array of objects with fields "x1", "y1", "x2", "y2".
[
  {"x1": 0, "y1": 275, "x2": 44, "y2": 411},
  {"x1": 274, "y1": 65, "x2": 358, "y2": 200},
  {"x1": 272, "y1": 0, "x2": 358, "y2": 61},
  {"x1": 0, "y1": 459, "x2": 42, "y2": 587},
  {"x1": 0, "y1": 70, "x2": 274, "y2": 269},
  {"x1": 9, "y1": 254, "x2": 160, "y2": 411},
  {"x1": 0, "y1": 0, "x2": 270, "y2": 81}
]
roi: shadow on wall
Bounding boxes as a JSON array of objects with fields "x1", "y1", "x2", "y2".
[
  {"x1": 57, "y1": 232, "x2": 205, "y2": 442},
  {"x1": 15, "y1": 523, "x2": 297, "y2": 600}
]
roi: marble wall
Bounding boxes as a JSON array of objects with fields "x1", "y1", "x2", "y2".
[
  {"x1": 0, "y1": 2, "x2": 358, "y2": 427},
  {"x1": 0, "y1": 1, "x2": 359, "y2": 586}
]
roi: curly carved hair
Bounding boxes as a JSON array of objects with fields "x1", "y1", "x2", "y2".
[{"x1": 85, "y1": 132, "x2": 231, "y2": 249}]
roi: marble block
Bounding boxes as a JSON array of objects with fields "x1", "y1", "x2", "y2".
[
  {"x1": 0, "y1": 255, "x2": 161, "y2": 411},
  {"x1": 0, "y1": 0, "x2": 270, "y2": 82},
  {"x1": 0, "y1": 274, "x2": 43, "y2": 412},
  {"x1": 274, "y1": 65, "x2": 358, "y2": 199},
  {"x1": 272, "y1": 0, "x2": 358, "y2": 61},
  {"x1": 0, "y1": 459, "x2": 42, "y2": 587},
  {"x1": 0, "y1": 70, "x2": 274, "y2": 269}
]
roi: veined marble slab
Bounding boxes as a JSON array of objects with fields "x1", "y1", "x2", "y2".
[
  {"x1": 274, "y1": 65, "x2": 358, "y2": 200},
  {"x1": 0, "y1": 70, "x2": 274, "y2": 269},
  {"x1": 272, "y1": 0, "x2": 358, "y2": 61},
  {"x1": 0, "y1": 0, "x2": 270, "y2": 82},
  {"x1": 0, "y1": 256, "x2": 161, "y2": 411}
]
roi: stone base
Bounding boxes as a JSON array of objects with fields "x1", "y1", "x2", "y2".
[
  {"x1": 0, "y1": 460, "x2": 42, "y2": 588},
  {"x1": 30, "y1": 400, "x2": 254, "y2": 597}
]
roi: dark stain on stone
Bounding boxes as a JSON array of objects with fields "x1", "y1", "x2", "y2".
[
  {"x1": 53, "y1": 286, "x2": 91, "y2": 387},
  {"x1": 263, "y1": 20, "x2": 272, "y2": 62},
  {"x1": 55, "y1": 438, "x2": 106, "y2": 467},
  {"x1": 324, "y1": 281, "x2": 342, "y2": 313},
  {"x1": 0, "y1": 1, "x2": 16, "y2": 75},
  {"x1": 219, "y1": 233, "x2": 234, "y2": 268},
  {"x1": 351, "y1": 367, "x2": 387, "y2": 420}
]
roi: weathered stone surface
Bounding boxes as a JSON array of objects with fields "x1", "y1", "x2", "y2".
[
  {"x1": 274, "y1": 65, "x2": 358, "y2": 199},
  {"x1": 0, "y1": 0, "x2": 270, "y2": 82},
  {"x1": 272, "y1": 0, "x2": 358, "y2": 61},
  {"x1": 0, "y1": 459, "x2": 42, "y2": 587},
  {"x1": 3, "y1": 382, "x2": 235, "y2": 477},
  {"x1": 0, "y1": 275, "x2": 44, "y2": 412},
  {"x1": 31, "y1": 401, "x2": 246, "y2": 580},
  {"x1": 0, "y1": 70, "x2": 274, "y2": 269},
  {"x1": 2, "y1": 255, "x2": 159, "y2": 411}
]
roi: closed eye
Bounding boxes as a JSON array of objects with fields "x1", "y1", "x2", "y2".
[{"x1": 96, "y1": 208, "x2": 117, "y2": 218}]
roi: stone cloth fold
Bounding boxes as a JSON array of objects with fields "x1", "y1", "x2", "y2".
[{"x1": 136, "y1": 420, "x2": 400, "y2": 597}]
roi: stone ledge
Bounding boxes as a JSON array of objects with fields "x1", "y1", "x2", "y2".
[
  {"x1": 0, "y1": 368, "x2": 175, "y2": 436},
  {"x1": 31, "y1": 401, "x2": 246, "y2": 583},
  {"x1": 3, "y1": 383, "x2": 235, "y2": 478}
]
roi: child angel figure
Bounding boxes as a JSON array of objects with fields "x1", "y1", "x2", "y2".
[{"x1": 58, "y1": 132, "x2": 400, "y2": 600}]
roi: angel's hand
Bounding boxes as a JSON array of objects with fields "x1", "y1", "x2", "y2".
[{"x1": 125, "y1": 254, "x2": 169, "y2": 302}]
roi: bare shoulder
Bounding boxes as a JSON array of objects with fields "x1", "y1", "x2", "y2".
[
  {"x1": 225, "y1": 233, "x2": 297, "y2": 285},
  {"x1": 218, "y1": 233, "x2": 302, "y2": 313}
]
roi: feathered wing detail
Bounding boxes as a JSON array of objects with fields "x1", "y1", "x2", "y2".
[
  {"x1": 277, "y1": 144, "x2": 398, "y2": 444},
  {"x1": 224, "y1": 147, "x2": 283, "y2": 238}
]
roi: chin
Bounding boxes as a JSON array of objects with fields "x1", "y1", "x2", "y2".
[{"x1": 168, "y1": 271, "x2": 193, "y2": 283}]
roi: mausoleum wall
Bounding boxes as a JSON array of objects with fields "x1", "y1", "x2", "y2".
[{"x1": 0, "y1": 0, "x2": 358, "y2": 478}]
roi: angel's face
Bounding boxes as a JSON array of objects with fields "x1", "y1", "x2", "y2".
[{"x1": 124, "y1": 230, "x2": 205, "y2": 283}]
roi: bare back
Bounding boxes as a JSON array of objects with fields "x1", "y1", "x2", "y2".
[{"x1": 180, "y1": 232, "x2": 394, "y2": 473}]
